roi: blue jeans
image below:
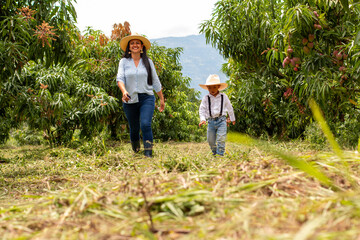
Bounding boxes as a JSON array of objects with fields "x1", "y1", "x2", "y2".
[
  {"x1": 207, "y1": 116, "x2": 227, "y2": 156},
  {"x1": 123, "y1": 93, "x2": 155, "y2": 150}
]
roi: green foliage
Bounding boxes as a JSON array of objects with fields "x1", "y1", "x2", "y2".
[
  {"x1": 161, "y1": 155, "x2": 203, "y2": 172},
  {"x1": 149, "y1": 44, "x2": 206, "y2": 142},
  {"x1": 333, "y1": 109, "x2": 360, "y2": 148},
  {"x1": 0, "y1": 95, "x2": 12, "y2": 143},
  {"x1": 78, "y1": 136, "x2": 108, "y2": 156},
  {"x1": 0, "y1": 0, "x2": 78, "y2": 75},
  {"x1": 201, "y1": 0, "x2": 360, "y2": 146},
  {"x1": 72, "y1": 30, "x2": 205, "y2": 142},
  {"x1": 225, "y1": 70, "x2": 310, "y2": 138},
  {"x1": 1, "y1": 0, "x2": 203, "y2": 145},
  {"x1": 0, "y1": 0, "x2": 79, "y2": 145},
  {"x1": 153, "y1": 90, "x2": 205, "y2": 142},
  {"x1": 201, "y1": 0, "x2": 276, "y2": 67},
  {"x1": 303, "y1": 121, "x2": 327, "y2": 147},
  {"x1": 141, "y1": 190, "x2": 209, "y2": 218},
  {"x1": 11, "y1": 125, "x2": 44, "y2": 146},
  {"x1": 309, "y1": 99, "x2": 343, "y2": 158},
  {"x1": 12, "y1": 61, "x2": 119, "y2": 146}
]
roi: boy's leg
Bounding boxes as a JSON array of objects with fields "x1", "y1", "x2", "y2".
[
  {"x1": 216, "y1": 119, "x2": 227, "y2": 156},
  {"x1": 207, "y1": 119, "x2": 217, "y2": 155}
]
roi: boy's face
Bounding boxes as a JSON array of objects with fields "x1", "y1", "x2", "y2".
[{"x1": 207, "y1": 85, "x2": 221, "y2": 96}]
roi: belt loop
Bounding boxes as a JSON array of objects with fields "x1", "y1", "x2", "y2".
[{"x1": 209, "y1": 115, "x2": 225, "y2": 121}]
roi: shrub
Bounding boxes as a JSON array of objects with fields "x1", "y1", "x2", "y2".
[{"x1": 11, "y1": 125, "x2": 44, "y2": 146}]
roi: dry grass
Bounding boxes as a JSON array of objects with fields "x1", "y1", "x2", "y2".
[{"x1": 1, "y1": 140, "x2": 360, "y2": 239}]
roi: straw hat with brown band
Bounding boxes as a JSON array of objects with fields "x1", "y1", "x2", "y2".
[
  {"x1": 199, "y1": 74, "x2": 228, "y2": 91},
  {"x1": 120, "y1": 34, "x2": 151, "y2": 52}
]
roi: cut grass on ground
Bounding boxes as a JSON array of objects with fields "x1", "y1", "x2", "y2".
[{"x1": 1, "y1": 141, "x2": 360, "y2": 239}]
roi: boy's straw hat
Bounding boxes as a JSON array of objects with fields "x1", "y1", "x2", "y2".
[
  {"x1": 120, "y1": 34, "x2": 151, "y2": 51},
  {"x1": 199, "y1": 74, "x2": 228, "y2": 91}
]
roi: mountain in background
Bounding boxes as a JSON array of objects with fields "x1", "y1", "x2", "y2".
[{"x1": 151, "y1": 34, "x2": 227, "y2": 97}]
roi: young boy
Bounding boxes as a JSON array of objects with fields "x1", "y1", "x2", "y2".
[{"x1": 199, "y1": 74, "x2": 235, "y2": 156}]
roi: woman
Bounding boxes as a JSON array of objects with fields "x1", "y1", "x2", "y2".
[{"x1": 116, "y1": 34, "x2": 165, "y2": 157}]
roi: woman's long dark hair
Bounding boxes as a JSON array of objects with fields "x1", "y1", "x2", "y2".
[{"x1": 123, "y1": 42, "x2": 153, "y2": 85}]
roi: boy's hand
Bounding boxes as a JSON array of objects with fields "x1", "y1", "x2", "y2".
[
  {"x1": 199, "y1": 120, "x2": 206, "y2": 127},
  {"x1": 226, "y1": 117, "x2": 231, "y2": 127},
  {"x1": 226, "y1": 117, "x2": 236, "y2": 127}
]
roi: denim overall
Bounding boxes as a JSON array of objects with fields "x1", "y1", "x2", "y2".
[{"x1": 207, "y1": 94, "x2": 227, "y2": 156}]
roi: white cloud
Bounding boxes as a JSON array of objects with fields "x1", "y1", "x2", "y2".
[{"x1": 74, "y1": 0, "x2": 217, "y2": 39}]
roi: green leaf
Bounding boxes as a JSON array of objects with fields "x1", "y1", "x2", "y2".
[
  {"x1": 339, "y1": 0, "x2": 349, "y2": 12},
  {"x1": 355, "y1": 31, "x2": 360, "y2": 45},
  {"x1": 309, "y1": 99, "x2": 343, "y2": 159}
]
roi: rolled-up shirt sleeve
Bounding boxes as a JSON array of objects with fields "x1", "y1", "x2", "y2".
[
  {"x1": 116, "y1": 58, "x2": 125, "y2": 84},
  {"x1": 199, "y1": 95, "x2": 209, "y2": 122}
]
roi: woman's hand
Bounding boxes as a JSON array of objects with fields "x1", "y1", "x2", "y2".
[
  {"x1": 158, "y1": 99, "x2": 165, "y2": 112},
  {"x1": 156, "y1": 89, "x2": 165, "y2": 112},
  {"x1": 118, "y1": 82, "x2": 130, "y2": 103},
  {"x1": 122, "y1": 92, "x2": 131, "y2": 103}
]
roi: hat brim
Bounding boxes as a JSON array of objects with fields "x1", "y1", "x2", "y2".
[
  {"x1": 199, "y1": 83, "x2": 228, "y2": 91},
  {"x1": 120, "y1": 34, "x2": 151, "y2": 51}
]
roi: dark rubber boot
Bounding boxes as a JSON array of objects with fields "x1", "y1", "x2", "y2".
[
  {"x1": 144, "y1": 141, "x2": 153, "y2": 157},
  {"x1": 131, "y1": 141, "x2": 140, "y2": 153}
]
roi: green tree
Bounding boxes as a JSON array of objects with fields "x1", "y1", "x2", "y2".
[
  {"x1": 201, "y1": 0, "x2": 360, "y2": 145},
  {"x1": 0, "y1": 0, "x2": 78, "y2": 143},
  {"x1": 149, "y1": 44, "x2": 205, "y2": 142},
  {"x1": 1, "y1": 0, "x2": 204, "y2": 145},
  {"x1": 72, "y1": 26, "x2": 204, "y2": 142},
  {"x1": 15, "y1": 60, "x2": 119, "y2": 146},
  {"x1": 72, "y1": 26, "x2": 125, "y2": 140},
  {"x1": 1, "y1": 3, "x2": 125, "y2": 145}
]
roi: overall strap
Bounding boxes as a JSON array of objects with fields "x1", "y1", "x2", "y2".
[
  {"x1": 208, "y1": 95, "x2": 212, "y2": 117},
  {"x1": 220, "y1": 94, "x2": 224, "y2": 116}
]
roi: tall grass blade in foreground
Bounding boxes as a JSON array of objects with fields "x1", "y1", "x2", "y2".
[
  {"x1": 227, "y1": 132, "x2": 335, "y2": 188},
  {"x1": 309, "y1": 98, "x2": 343, "y2": 159},
  {"x1": 309, "y1": 98, "x2": 359, "y2": 189}
]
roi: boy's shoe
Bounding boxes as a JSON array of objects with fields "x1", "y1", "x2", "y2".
[
  {"x1": 212, "y1": 152, "x2": 225, "y2": 157},
  {"x1": 144, "y1": 150, "x2": 152, "y2": 158}
]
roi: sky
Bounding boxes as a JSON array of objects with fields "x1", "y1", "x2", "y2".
[{"x1": 74, "y1": 0, "x2": 219, "y2": 39}]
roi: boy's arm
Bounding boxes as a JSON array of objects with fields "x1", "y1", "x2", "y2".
[
  {"x1": 199, "y1": 96, "x2": 208, "y2": 122},
  {"x1": 199, "y1": 96, "x2": 208, "y2": 127},
  {"x1": 224, "y1": 94, "x2": 236, "y2": 122}
]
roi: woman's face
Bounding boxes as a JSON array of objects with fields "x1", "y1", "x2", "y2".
[{"x1": 129, "y1": 39, "x2": 143, "y2": 54}]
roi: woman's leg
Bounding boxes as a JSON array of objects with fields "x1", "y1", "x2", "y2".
[
  {"x1": 138, "y1": 94, "x2": 155, "y2": 156},
  {"x1": 123, "y1": 102, "x2": 140, "y2": 144}
]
